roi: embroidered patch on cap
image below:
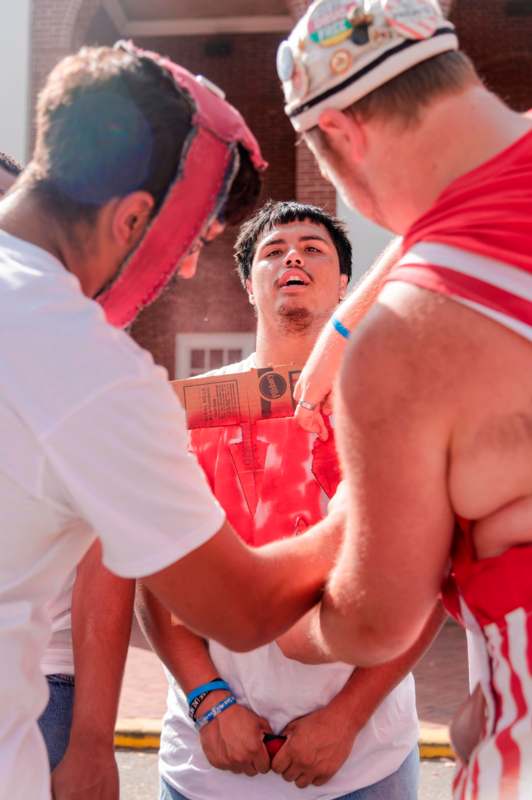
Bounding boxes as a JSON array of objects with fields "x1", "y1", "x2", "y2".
[
  {"x1": 276, "y1": 40, "x2": 295, "y2": 82},
  {"x1": 330, "y1": 49, "x2": 353, "y2": 74},
  {"x1": 307, "y1": 0, "x2": 360, "y2": 48},
  {"x1": 383, "y1": 0, "x2": 440, "y2": 40}
]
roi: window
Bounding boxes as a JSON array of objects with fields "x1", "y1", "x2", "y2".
[{"x1": 176, "y1": 333, "x2": 256, "y2": 378}]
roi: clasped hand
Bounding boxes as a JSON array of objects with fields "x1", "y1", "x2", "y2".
[
  {"x1": 199, "y1": 699, "x2": 356, "y2": 788},
  {"x1": 199, "y1": 698, "x2": 272, "y2": 777}
]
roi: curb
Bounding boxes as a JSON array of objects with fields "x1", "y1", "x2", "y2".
[
  {"x1": 418, "y1": 724, "x2": 455, "y2": 760},
  {"x1": 114, "y1": 719, "x2": 455, "y2": 760},
  {"x1": 115, "y1": 719, "x2": 161, "y2": 750}
]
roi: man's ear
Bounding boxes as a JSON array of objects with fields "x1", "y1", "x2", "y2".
[
  {"x1": 245, "y1": 277, "x2": 255, "y2": 306},
  {"x1": 318, "y1": 108, "x2": 366, "y2": 164},
  {"x1": 111, "y1": 191, "x2": 154, "y2": 248},
  {"x1": 339, "y1": 273, "x2": 349, "y2": 300}
]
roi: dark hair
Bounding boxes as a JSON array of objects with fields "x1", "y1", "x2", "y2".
[
  {"x1": 234, "y1": 200, "x2": 352, "y2": 285},
  {"x1": 29, "y1": 46, "x2": 261, "y2": 231},
  {"x1": 0, "y1": 152, "x2": 22, "y2": 177},
  {"x1": 222, "y1": 144, "x2": 262, "y2": 226},
  {"x1": 29, "y1": 46, "x2": 194, "y2": 225}
]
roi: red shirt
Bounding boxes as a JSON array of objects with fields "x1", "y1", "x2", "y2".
[{"x1": 388, "y1": 124, "x2": 532, "y2": 339}]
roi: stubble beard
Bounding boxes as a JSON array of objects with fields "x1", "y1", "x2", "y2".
[{"x1": 277, "y1": 304, "x2": 314, "y2": 335}]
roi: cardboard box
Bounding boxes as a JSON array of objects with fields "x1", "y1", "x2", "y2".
[
  {"x1": 171, "y1": 365, "x2": 340, "y2": 535},
  {"x1": 171, "y1": 364, "x2": 302, "y2": 430}
]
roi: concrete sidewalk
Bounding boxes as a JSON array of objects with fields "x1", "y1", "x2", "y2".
[{"x1": 115, "y1": 619, "x2": 469, "y2": 758}]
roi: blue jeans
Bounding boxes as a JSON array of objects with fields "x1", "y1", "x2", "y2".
[
  {"x1": 160, "y1": 747, "x2": 419, "y2": 799},
  {"x1": 37, "y1": 674, "x2": 75, "y2": 771}
]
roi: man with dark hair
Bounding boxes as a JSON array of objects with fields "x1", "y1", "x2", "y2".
[
  {"x1": 276, "y1": 1, "x2": 532, "y2": 796},
  {"x1": 0, "y1": 44, "x2": 343, "y2": 800},
  {"x1": 235, "y1": 199, "x2": 353, "y2": 282},
  {"x1": 138, "y1": 201, "x2": 443, "y2": 800}
]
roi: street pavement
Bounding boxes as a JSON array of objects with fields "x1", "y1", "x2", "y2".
[{"x1": 116, "y1": 751, "x2": 456, "y2": 799}]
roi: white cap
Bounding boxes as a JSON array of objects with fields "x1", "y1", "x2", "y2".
[{"x1": 278, "y1": 0, "x2": 458, "y2": 132}]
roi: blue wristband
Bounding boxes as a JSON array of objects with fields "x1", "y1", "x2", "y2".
[
  {"x1": 331, "y1": 315, "x2": 350, "y2": 340},
  {"x1": 195, "y1": 694, "x2": 237, "y2": 731},
  {"x1": 187, "y1": 679, "x2": 230, "y2": 705}
]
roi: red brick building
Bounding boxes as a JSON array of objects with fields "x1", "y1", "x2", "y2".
[{"x1": 29, "y1": 0, "x2": 532, "y2": 376}]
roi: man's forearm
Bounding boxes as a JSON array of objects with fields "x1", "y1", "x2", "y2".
[
  {"x1": 280, "y1": 599, "x2": 445, "y2": 678},
  {"x1": 143, "y1": 511, "x2": 344, "y2": 653},
  {"x1": 336, "y1": 236, "x2": 402, "y2": 329},
  {"x1": 327, "y1": 603, "x2": 446, "y2": 731},
  {"x1": 69, "y1": 540, "x2": 135, "y2": 745},
  {"x1": 136, "y1": 583, "x2": 219, "y2": 693}
]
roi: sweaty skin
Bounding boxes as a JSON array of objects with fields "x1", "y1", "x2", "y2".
[{"x1": 322, "y1": 282, "x2": 532, "y2": 665}]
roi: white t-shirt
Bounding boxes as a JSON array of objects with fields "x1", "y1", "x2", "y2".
[
  {"x1": 0, "y1": 231, "x2": 225, "y2": 800},
  {"x1": 160, "y1": 356, "x2": 418, "y2": 800}
]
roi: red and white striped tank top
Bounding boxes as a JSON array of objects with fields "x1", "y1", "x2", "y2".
[
  {"x1": 387, "y1": 122, "x2": 532, "y2": 799},
  {"x1": 388, "y1": 124, "x2": 532, "y2": 341}
]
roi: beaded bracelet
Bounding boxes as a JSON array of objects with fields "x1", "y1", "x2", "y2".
[{"x1": 195, "y1": 694, "x2": 237, "y2": 731}]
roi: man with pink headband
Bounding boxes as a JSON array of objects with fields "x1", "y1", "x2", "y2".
[
  {"x1": 0, "y1": 43, "x2": 344, "y2": 800},
  {"x1": 275, "y1": 1, "x2": 532, "y2": 797}
]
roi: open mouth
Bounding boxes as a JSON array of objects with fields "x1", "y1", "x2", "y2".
[{"x1": 277, "y1": 269, "x2": 311, "y2": 289}]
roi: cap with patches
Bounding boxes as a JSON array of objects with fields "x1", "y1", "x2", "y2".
[{"x1": 278, "y1": 0, "x2": 458, "y2": 132}]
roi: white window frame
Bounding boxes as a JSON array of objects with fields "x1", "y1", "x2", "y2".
[{"x1": 176, "y1": 332, "x2": 256, "y2": 379}]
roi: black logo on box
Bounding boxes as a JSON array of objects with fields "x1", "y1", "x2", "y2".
[{"x1": 259, "y1": 372, "x2": 287, "y2": 401}]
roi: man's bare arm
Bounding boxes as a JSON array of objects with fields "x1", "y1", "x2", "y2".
[
  {"x1": 52, "y1": 540, "x2": 135, "y2": 799},
  {"x1": 290, "y1": 285, "x2": 462, "y2": 666},
  {"x1": 294, "y1": 237, "x2": 403, "y2": 439},
  {"x1": 135, "y1": 584, "x2": 217, "y2": 692},
  {"x1": 326, "y1": 287, "x2": 460, "y2": 663},
  {"x1": 326, "y1": 602, "x2": 446, "y2": 726},
  {"x1": 142, "y1": 510, "x2": 343, "y2": 654},
  {"x1": 272, "y1": 602, "x2": 444, "y2": 788},
  {"x1": 135, "y1": 587, "x2": 272, "y2": 776}
]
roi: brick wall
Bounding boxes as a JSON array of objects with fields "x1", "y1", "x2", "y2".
[
  {"x1": 284, "y1": 0, "x2": 336, "y2": 212},
  {"x1": 84, "y1": 5, "x2": 119, "y2": 46},
  {"x1": 30, "y1": 0, "x2": 103, "y2": 146},
  {"x1": 285, "y1": 0, "x2": 311, "y2": 20},
  {"x1": 449, "y1": 0, "x2": 532, "y2": 111}
]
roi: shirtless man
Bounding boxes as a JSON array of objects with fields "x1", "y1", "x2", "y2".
[{"x1": 275, "y1": 1, "x2": 532, "y2": 797}]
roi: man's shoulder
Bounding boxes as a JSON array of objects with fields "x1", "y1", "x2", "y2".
[
  {"x1": 356, "y1": 280, "x2": 526, "y2": 421},
  {"x1": 0, "y1": 234, "x2": 155, "y2": 435}
]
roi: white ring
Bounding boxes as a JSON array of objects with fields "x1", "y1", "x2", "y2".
[{"x1": 298, "y1": 399, "x2": 317, "y2": 411}]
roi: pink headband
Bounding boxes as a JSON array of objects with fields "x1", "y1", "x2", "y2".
[{"x1": 98, "y1": 44, "x2": 267, "y2": 328}]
